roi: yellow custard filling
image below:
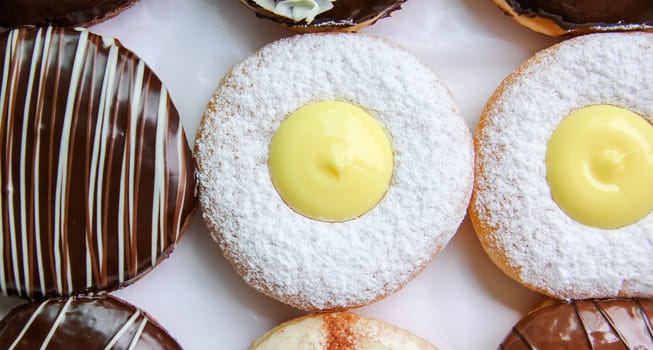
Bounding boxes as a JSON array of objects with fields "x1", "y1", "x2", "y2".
[
  {"x1": 268, "y1": 100, "x2": 394, "y2": 222},
  {"x1": 546, "y1": 104, "x2": 653, "y2": 229}
]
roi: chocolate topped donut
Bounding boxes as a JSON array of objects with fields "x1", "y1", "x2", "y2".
[
  {"x1": 0, "y1": 26, "x2": 196, "y2": 298},
  {"x1": 494, "y1": 0, "x2": 653, "y2": 36},
  {"x1": 0, "y1": 295, "x2": 181, "y2": 349},
  {"x1": 240, "y1": 0, "x2": 407, "y2": 32},
  {"x1": 501, "y1": 299, "x2": 653, "y2": 349},
  {"x1": 0, "y1": 0, "x2": 137, "y2": 27}
]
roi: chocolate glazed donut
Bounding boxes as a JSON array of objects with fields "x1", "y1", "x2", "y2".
[
  {"x1": 0, "y1": 0, "x2": 136, "y2": 27},
  {"x1": 495, "y1": 0, "x2": 653, "y2": 36},
  {"x1": 0, "y1": 296, "x2": 182, "y2": 349},
  {"x1": 501, "y1": 300, "x2": 653, "y2": 349},
  {"x1": 240, "y1": 0, "x2": 407, "y2": 32},
  {"x1": 0, "y1": 26, "x2": 196, "y2": 299},
  {"x1": 507, "y1": 0, "x2": 653, "y2": 27}
]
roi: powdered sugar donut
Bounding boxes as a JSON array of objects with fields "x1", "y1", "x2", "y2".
[
  {"x1": 471, "y1": 32, "x2": 653, "y2": 300},
  {"x1": 195, "y1": 33, "x2": 473, "y2": 311},
  {"x1": 249, "y1": 312, "x2": 440, "y2": 350}
]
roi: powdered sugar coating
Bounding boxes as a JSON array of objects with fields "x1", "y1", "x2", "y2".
[
  {"x1": 195, "y1": 33, "x2": 473, "y2": 310},
  {"x1": 473, "y1": 32, "x2": 653, "y2": 300}
]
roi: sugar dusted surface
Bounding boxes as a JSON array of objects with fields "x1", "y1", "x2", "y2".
[
  {"x1": 474, "y1": 32, "x2": 653, "y2": 299},
  {"x1": 195, "y1": 33, "x2": 473, "y2": 310}
]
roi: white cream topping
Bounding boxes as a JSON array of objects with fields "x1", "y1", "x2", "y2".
[{"x1": 254, "y1": 0, "x2": 335, "y2": 23}]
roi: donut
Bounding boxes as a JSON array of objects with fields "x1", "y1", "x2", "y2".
[
  {"x1": 0, "y1": 0, "x2": 137, "y2": 27},
  {"x1": 470, "y1": 32, "x2": 653, "y2": 300},
  {"x1": 0, "y1": 26, "x2": 196, "y2": 298},
  {"x1": 239, "y1": 0, "x2": 407, "y2": 32},
  {"x1": 250, "y1": 312, "x2": 439, "y2": 350},
  {"x1": 493, "y1": 0, "x2": 653, "y2": 37},
  {"x1": 195, "y1": 33, "x2": 474, "y2": 311},
  {"x1": 501, "y1": 299, "x2": 653, "y2": 349},
  {"x1": 0, "y1": 295, "x2": 181, "y2": 349}
]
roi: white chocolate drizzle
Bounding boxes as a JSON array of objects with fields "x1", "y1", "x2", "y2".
[{"x1": 40, "y1": 298, "x2": 73, "y2": 349}]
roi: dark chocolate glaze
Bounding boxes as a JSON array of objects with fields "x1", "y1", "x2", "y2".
[
  {"x1": 0, "y1": 0, "x2": 135, "y2": 28},
  {"x1": 506, "y1": 0, "x2": 653, "y2": 31},
  {"x1": 0, "y1": 295, "x2": 182, "y2": 349},
  {"x1": 0, "y1": 26, "x2": 196, "y2": 299},
  {"x1": 500, "y1": 300, "x2": 653, "y2": 350},
  {"x1": 243, "y1": 0, "x2": 407, "y2": 30}
]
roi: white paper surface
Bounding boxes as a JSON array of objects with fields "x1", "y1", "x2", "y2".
[{"x1": 0, "y1": 0, "x2": 562, "y2": 349}]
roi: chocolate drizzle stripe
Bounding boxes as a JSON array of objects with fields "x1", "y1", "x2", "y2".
[
  {"x1": 8, "y1": 299, "x2": 49, "y2": 348},
  {"x1": 173, "y1": 133, "x2": 187, "y2": 243},
  {"x1": 572, "y1": 302, "x2": 594, "y2": 349},
  {"x1": 636, "y1": 300, "x2": 653, "y2": 341},
  {"x1": 103, "y1": 310, "x2": 140, "y2": 349},
  {"x1": 151, "y1": 88, "x2": 168, "y2": 267},
  {"x1": 127, "y1": 61, "x2": 144, "y2": 276},
  {"x1": 593, "y1": 301, "x2": 631, "y2": 348},
  {"x1": 32, "y1": 26, "x2": 53, "y2": 297},
  {"x1": 41, "y1": 297, "x2": 73, "y2": 348},
  {"x1": 117, "y1": 121, "x2": 127, "y2": 283},
  {"x1": 107, "y1": 51, "x2": 125, "y2": 285},
  {"x1": 512, "y1": 328, "x2": 535, "y2": 350},
  {"x1": 19, "y1": 27, "x2": 42, "y2": 299},
  {"x1": 97, "y1": 41, "x2": 120, "y2": 286},
  {"x1": 54, "y1": 30, "x2": 89, "y2": 295}
]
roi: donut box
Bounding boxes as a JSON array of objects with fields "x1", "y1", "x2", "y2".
[{"x1": 0, "y1": 0, "x2": 651, "y2": 349}]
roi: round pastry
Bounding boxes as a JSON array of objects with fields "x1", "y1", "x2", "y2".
[
  {"x1": 493, "y1": 0, "x2": 653, "y2": 37},
  {"x1": 250, "y1": 312, "x2": 439, "y2": 350},
  {"x1": 239, "y1": 0, "x2": 407, "y2": 32},
  {"x1": 470, "y1": 32, "x2": 653, "y2": 300},
  {"x1": 0, "y1": 295, "x2": 181, "y2": 349},
  {"x1": 0, "y1": 26, "x2": 196, "y2": 298},
  {"x1": 0, "y1": 0, "x2": 137, "y2": 28},
  {"x1": 501, "y1": 299, "x2": 653, "y2": 349},
  {"x1": 195, "y1": 33, "x2": 473, "y2": 311}
]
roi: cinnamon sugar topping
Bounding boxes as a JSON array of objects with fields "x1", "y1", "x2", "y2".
[{"x1": 325, "y1": 313, "x2": 357, "y2": 350}]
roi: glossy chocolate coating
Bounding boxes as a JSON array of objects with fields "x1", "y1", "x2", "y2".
[
  {"x1": 0, "y1": 0, "x2": 134, "y2": 27},
  {"x1": 0, "y1": 27, "x2": 196, "y2": 299},
  {"x1": 0, "y1": 296, "x2": 181, "y2": 349},
  {"x1": 506, "y1": 0, "x2": 653, "y2": 30},
  {"x1": 501, "y1": 300, "x2": 653, "y2": 349},
  {"x1": 244, "y1": 0, "x2": 407, "y2": 29}
]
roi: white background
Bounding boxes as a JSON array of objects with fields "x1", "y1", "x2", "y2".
[{"x1": 0, "y1": 0, "x2": 562, "y2": 349}]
